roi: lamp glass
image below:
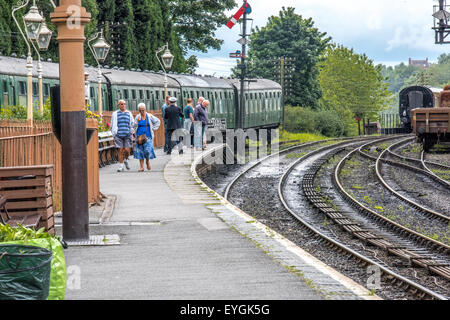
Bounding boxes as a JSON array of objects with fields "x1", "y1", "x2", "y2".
[
  {"x1": 36, "y1": 22, "x2": 52, "y2": 51},
  {"x1": 23, "y1": 6, "x2": 43, "y2": 40},
  {"x1": 93, "y1": 37, "x2": 111, "y2": 63},
  {"x1": 162, "y1": 49, "x2": 174, "y2": 69}
]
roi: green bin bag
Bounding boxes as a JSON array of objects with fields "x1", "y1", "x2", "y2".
[
  {"x1": 0, "y1": 244, "x2": 52, "y2": 300},
  {"x1": 3, "y1": 238, "x2": 67, "y2": 300}
]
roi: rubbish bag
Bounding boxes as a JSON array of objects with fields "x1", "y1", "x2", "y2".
[
  {"x1": 2, "y1": 238, "x2": 66, "y2": 300},
  {"x1": 0, "y1": 244, "x2": 52, "y2": 300}
]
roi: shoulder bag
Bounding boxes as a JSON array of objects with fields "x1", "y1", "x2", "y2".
[{"x1": 136, "y1": 116, "x2": 149, "y2": 145}]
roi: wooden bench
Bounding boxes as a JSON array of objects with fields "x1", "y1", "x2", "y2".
[
  {"x1": 0, "y1": 195, "x2": 41, "y2": 229},
  {"x1": 98, "y1": 131, "x2": 117, "y2": 167}
]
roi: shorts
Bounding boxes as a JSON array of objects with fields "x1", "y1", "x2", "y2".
[{"x1": 114, "y1": 135, "x2": 133, "y2": 149}]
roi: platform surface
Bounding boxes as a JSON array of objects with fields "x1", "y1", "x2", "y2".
[{"x1": 58, "y1": 146, "x2": 378, "y2": 300}]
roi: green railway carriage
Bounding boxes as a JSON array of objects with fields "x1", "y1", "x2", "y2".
[
  {"x1": 0, "y1": 55, "x2": 59, "y2": 109},
  {"x1": 226, "y1": 79, "x2": 283, "y2": 130},
  {"x1": 0, "y1": 54, "x2": 283, "y2": 134},
  {"x1": 100, "y1": 68, "x2": 180, "y2": 111},
  {"x1": 167, "y1": 73, "x2": 235, "y2": 129}
]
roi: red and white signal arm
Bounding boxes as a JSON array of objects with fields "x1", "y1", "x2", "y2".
[{"x1": 227, "y1": 2, "x2": 252, "y2": 29}]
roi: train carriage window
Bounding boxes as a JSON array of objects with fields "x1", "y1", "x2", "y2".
[
  {"x1": 215, "y1": 92, "x2": 218, "y2": 100},
  {"x1": 146, "y1": 90, "x2": 150, "y2": 100},
  {"x1": 124, "y1": 89, "x2": 129, "y2": 99},
  {"x1": 220, "y1": 92, "x2": 223, "y2": 99},
  {"x1": 90, "y1": 87, "x2": 95, "y2": 98},
  {"x1": 2, "y1": 80, "x2": 7, "y2": 93},
  {"x1": 197, "y1": 91, "x2": 200, "y2": 98},
  {"x1": 132, "y1": 89, "x2": 136, "y2": 100},
  {"x1": 139, "y1": 90, "x2": 144, "y2": 100},
  {"x1": 156, "y1": 91, "x2": 160, "y2": 100},
  {"x1": 18, "y1": 81, "x2": 26, "y2": 95},
  {"x1": 44, "y1": 84, "x2": 50, "y2": 96}
]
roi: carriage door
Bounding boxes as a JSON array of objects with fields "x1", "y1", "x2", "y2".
[{"x1": 408, "y1": 91, "x2": 424, "y2": 111}]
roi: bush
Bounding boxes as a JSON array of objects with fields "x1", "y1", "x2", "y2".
[
  {"x1": 284, "y1": 106, "x2": 349, "y2": 137},
  {"x1": 315, "y1": 110, "x2": 347, "y2": 137},
  {"x1": 284, "y1": 106, "x2": 318, "y2": 133},
  {"x1": 0, "y1": 98, "x2": 51, "y2": 121},
  {"x1": 0, "y1": 105, "x2": 27, "y2": 120}
]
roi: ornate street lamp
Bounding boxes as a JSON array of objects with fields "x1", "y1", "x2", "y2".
[
  {"x1": 36, "y1": 20, "x2": 53, "y2": 51},
  {"x1": 23, "y1": 0, "x2": 44, "y2": 40},
  {"x1": 88, "y1": 29, "x2": 111, "y2": 114},
  {"x1": 12, "y1": 0, "x2": 37, "y2": 123},
  {"x1": 156, "y1": 43, "x2": 174, "y2": 98}
]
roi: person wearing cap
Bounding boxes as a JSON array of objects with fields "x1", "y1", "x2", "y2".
[{"x1": 164, "y1": 96, "x2": 184, "y2": 155}]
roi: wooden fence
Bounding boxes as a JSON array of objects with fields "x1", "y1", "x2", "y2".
[
  {"x1": 0, "y1": 120, "x2": 53, "y2": 138},
  {"x1": 0, "y1": 119, "x2": 100, "y2": 211}
]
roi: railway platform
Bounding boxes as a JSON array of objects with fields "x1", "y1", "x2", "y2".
[{"x1": 56, "y1": 145, "x2": 379, "y2": 300}]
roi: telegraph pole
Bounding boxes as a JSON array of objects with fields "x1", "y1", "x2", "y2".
[{"x1": 239, "y1": 6, "x2": 248, "y2": 129}]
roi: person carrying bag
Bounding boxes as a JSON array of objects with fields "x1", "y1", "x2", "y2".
[{"x1": 134, "y1": 103, "x2": 161, "y2": 172}]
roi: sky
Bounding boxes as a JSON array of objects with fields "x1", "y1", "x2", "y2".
[{"x1": 193, "y1": 0, "x2": 449, "y2": 77}]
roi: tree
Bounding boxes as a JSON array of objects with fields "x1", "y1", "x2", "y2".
[
  {"x1": 438, "y1": 53, "x2": 450, "y2": 65},
  {"x1": 318, "y1": 45, "x2": 391, "y2": 123},
  {"x1": 235, "y1": 7, "x2": 330, "y2": 108},
  {"x1": 110, "y1": 0, "x2": 137, "y2": 69},
  {"x1": 167, "y1": 0, "x2": 236, "y2": 52}
]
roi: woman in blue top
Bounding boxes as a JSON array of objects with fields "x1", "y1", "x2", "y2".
[{"x1": 134, "y1": 103, "x2": 161, "y2": 172}]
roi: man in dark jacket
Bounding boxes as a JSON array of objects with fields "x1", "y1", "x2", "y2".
[
  {"x1": 194, "y1": 99, "x2": 209, "y2": 150},
  {"x1": 164, "y1": 97, "x2": 184, "y2": 155}
]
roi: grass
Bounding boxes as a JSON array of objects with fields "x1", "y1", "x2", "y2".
[
  {"x1": 431, "y1": 169, "x2": 450, "y2": 181},
  {"x1": 285, "y1": 152, "x2": 308, "y2": 159},
  {"x1": 278, "y1": 131, "x2": 328, "y2": 144}
]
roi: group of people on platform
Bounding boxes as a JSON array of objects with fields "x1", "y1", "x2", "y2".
[{"x1": 110, "y1": 96, "x2": 209, "y2": 172}]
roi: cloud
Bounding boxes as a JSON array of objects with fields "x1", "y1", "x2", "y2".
[{"x1": 196, "y1": 0, "x2": 444, "y2": 76}]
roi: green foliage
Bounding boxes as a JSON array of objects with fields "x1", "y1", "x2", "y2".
[
  {"x1": 319, "y1": 45, "x2": 391, "y2": 122},
  {"x1": 283, "y1": 106, "x2": 349, "y2": 137},
  {"x1": 0, "y1": 224, "x2": 53, "y2": 242},
  {"x1": 168, "y1": 0, "x2": 236, "y2": 53},
  {"x1": 235, "y1": 7, "x2": 330, "y2": 108},
  {"x1": 3, "y1": 0, "x2": 234, "y2": 74},
  {"x1": 0, "y1": 98, "x2": 51, "y2": 120},
  {"x1": 0, "y1": 104, "x2": 27, "y2": 119}
]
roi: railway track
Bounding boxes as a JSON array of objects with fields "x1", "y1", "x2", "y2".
[
  {"x1": 357, "y1": 138, "x2": 450, "y2": 224},
  {"x1": 383, "y1": 138, "x2": 450, "y2": 186},
  {"x1": 221, "y1": 136, "x2": 448, "y2": 300}
]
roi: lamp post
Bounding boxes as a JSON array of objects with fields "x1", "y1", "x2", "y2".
[
  {"x1": 88, "y1": 29, "x2": 111, "y2": 115},
  {"x1": 33, "y1": 18, "x2": 52, "y2": 112},
  {"x1": 51, "y1": 0, "x2": 91, "y2": 242},
  {"x1": 12, "y1": 0, "x2": 43, "y2": 124},
  {"x1": 156, "y1": 43, "x2": 174, "y2": 98}
]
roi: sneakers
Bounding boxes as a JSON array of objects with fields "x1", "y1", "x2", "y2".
[
  {"x1": 117, "y1": 164, "x2": 125, "y2": 172},
  {"x1": 124, "y1": 160, "x2": 130, "y2": 170}
]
